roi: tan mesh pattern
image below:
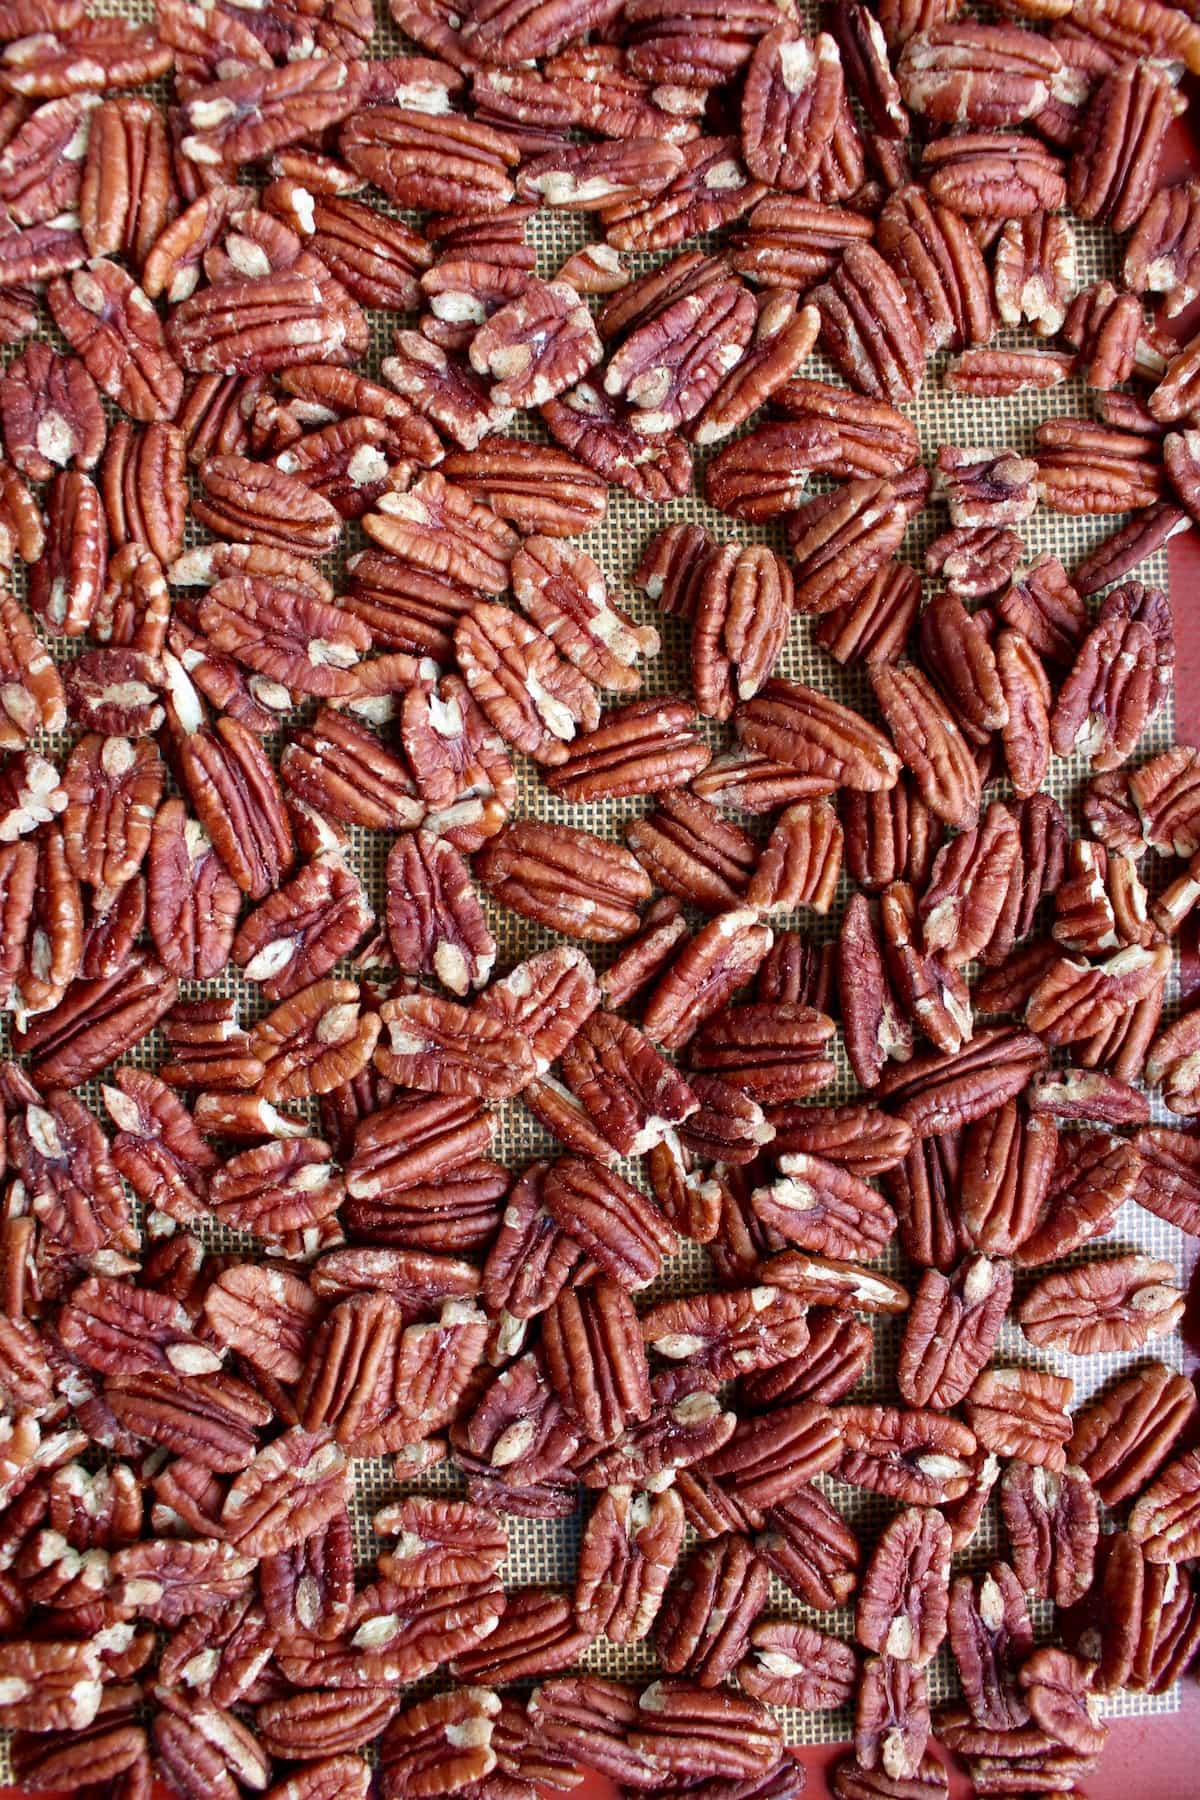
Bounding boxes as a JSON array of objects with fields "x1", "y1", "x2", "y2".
[{"x1": 0, "y1": 0, "x2": 1187, "y2": 1765}]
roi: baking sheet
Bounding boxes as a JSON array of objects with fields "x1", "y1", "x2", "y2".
[{"x1": 0, "y1": 0, "x2": 1187, "y2": 1759}]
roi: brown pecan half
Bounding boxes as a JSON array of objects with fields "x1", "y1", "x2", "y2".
[
  {"x1": 835, "y1": 1405, "x2": 977, "y2": 1505},
  {"x1": 949, "y1": 1562, "x2": 1033, "y2": 1733},
  {"x1": 655, "y1": 1532, "x2": 769, "y2": 1687},
  {"x1": 870, "y1": 662, "x2": 980, "y2": 830},
  {"x1": 1070, "y1": 59, "x2": 1183, "y2": 232},
  {"x1": 740, "y1": 1617, "x2": 858, "y2": 1711},
  {"x1": 1020, "y1": 1255, "x2": 1183, "y2": 1356},
  {"x1": 476, "y1": 818, "x2": 651, "y2": 941},
  {"x1": 856, "y1": 1506, "x2": 952, "y2": 1666},
  {"x1": 48, "y1": 259, "x2": 182, "y2": 422},
  {"x1": 897, "y1": 1256, "x2": 1012, "y2": 1410},
  {"x1": 812, "y1": 242, "x2": 924, "y2": 403},
  {"x1": 1001, "y1": 1461, "x2": 1098, "y2": 1608}
]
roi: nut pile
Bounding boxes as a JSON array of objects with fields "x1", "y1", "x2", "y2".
[{"x1": 2, "y1": 0, "x2": 1200, "y2": 1795}]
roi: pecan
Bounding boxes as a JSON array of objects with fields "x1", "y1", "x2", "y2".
[
  {"x1": 0, "y1": 343, "x2": 104, "y2": 482},
  {"x1": 624, "y1": 1683, "x2": 782, "y2": 1790},
  {"x1": 856, "y1": 1506, "x2": 952, "y2": 1666},
  {"x1": 843, "y1": 779, "x2": 942, "y2": 894},
  {"x1": 281, "y1": 708, "x2": 422, "y2": 835},
  {"x1": 384, "y1": 833, "x2": 492, "y2": 998},
  {"x1": 883, "y1": 1132, "x2": 966, "y2": 1271},
  {"x1": 1128, "y1": 1450, "x2": 1200, "y2": 1564},
  {"x1": 0, "y1": 748, "x2": 66, "y2": 843},
  {"x1": 737, "y1": 678, "x2": 901, "y2": 790},
  {"x1": 740, "y1": 1617, "x2": 858, "y2": 1711},
  {"x1": 691, "y1": 291, "x2": 820, "y2": 447},
  {"x1": 959, "y1": 1102, "x2": 1056, "y2": 1256},
  {"x1": 341, "y1": 106, "x2": 518, "y2": 213},
  {"x1": 27, "y1": 467, "x2": 105, "y2": 639},
  {"x1": 740, "y1": 28, "x2": 845, "y2": 190},
  {"x1": 919, "y1": 803, "x2": 1020, "y2": 964},
  {"x1": 47, "y1": 260, "x2": 182, "y2": 423},
  {"x1": 573, "y1": 1484, "x2": 683, "y2": 1643},
  {"x1": 869, "y1": 662, "x2": 980, "y2": 830},
  {"x1": 602, "y1": 135, "x2": 765, "y2": 253},
  {"x1": 899, "y1": 23, "x2": 1065, "y2": 125},
  {"x1": 769, "y1": 1102, "x2": 913, "y2": 1176},
  {"x1": 511, "y1": 534, "x2": 658, "y2": 694},
  {"x1": 1020, "y1": 1254, "x2": 1182, "y2": 1356},
  {"x1": 757, "y1": 1479, "x2": 860, "y2": 1610},
  {"x1": 1063, "y1": 278, "x2": 1144, "y2": 388},
  {"x1": 945, "y1": 346, "x2": 1075, "y2": 395},
  {"x1": 875, "y1": 183, "x2": 993, "y2": 352},
  {"x1": 853, "y1": 1656, "x2": 930, "y2": 1783},
  {"x1": 815, "y1": 559, "x2": 921, "y2": 667},
  {"x1": 542, "y1": 380, "x2": 693, "y2": 504},
  {"x1": 1070, "y1": 58, "x2": 1183, "y2": 232},
  {"x1": 477, "y1": 819, "x2": 650, "y2": 941},
  {"x1": 834, "y1": 1405, "x2": 977, "y2": 1504},
  {"x1": 923, "y1": 131, "x2": 1066, "y2": 216},
  {"x1": 146, "y1": 798, "x2": 240, "y2": 982},
  {"x1": 1025, "y1": 943, "x2": 1171, "y2": 1049},
  {"x1": 1001, "y1": 1461, "x2": 1098, "y2": 1606},
  {"x1": 210, "y1": 1137, "x2": 343, "y2": 1243},
  {"x1": 731, "y1": 192, "x2": 875, "y2": 289},
  {"x1": 102, "y1": 1068, "x2": 216, "y2": 1230},
  {"x1": 1069, "y1": 1362, "x2": 1196, "y2": 1511},
  {"x1": 375, "y1": 989, "x2": 534, "y2": 1102},
  {"x1": 379, "y1": 1688, "x2": 500, "y2": 1798},
  {"x1": 59, "y1": 733, "x2": 161, "y2": 890},
  {"x1": 0, "y1": 593, "x2": 65, "y2": 750},
  {"x1": 965, "y1": 1367, "x2": 1073, "y2": 1472},
  {"x1": 517, "y1": 138, "x2": 685, "y2": 212},
  {"x1": 251, "y1": 977, "x2": 379, "y2": 1103},
  {"x1": 811, "y1": 242, "x2": 924, "y2": 403},
  {"x1": 0, "y1": 1639, "x2": 101, "y2": 1732},
  {"x1": 638, "y1": 909, "x2": 770, "y2": 1052},
  {"x1": 2, "y1": 826, "x2": 82, "y2": 1023},
  {"x1": 750, "y1": 1152, "x2": 896, "y2": 1260},
  {"x1": 949, "y1": 1562, "x2": 1033, "y2": 1733},
  {"x1": 691, "y1": 1000, "x2": 837, "y2": 1104},
  {"x1": 439, "y1": 441, "x2": 606, "y2": 539},
  {"x1": 13, "y1": 950, "x2": 177, "y2": 1087},
  {"x1": 897, "y1": 1256, "x2": 1012, "y2": 1410},
  {"x1": 655, "y1": 1532, "x2": 769, "y2": 1687},
  {"x1": 1018, "y1": 1647, "x2": 1107, "y2": 1758},
  {"x1": 1036, "y1": 415, "x2": 1164, "y2": 514},
  {"x1": 1125, "y1": 175, "x2": 1200, "y2": 316}
]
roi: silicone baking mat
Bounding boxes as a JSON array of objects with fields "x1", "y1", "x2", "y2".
[{"x1": 0, "y1": 0, "x2": 1187, "y2": 1764}]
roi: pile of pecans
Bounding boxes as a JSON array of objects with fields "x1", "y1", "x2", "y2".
[{"x1": 4, "y1": 0, "x2": 1200, "y2": 1794}]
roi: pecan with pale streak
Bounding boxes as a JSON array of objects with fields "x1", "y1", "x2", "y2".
[
  {"x1": 897, "y1": 1256, "x2": 1012, "y2": 1410},
  {"x1": 47, "y1": 259, "x2": 182, "y2": 423},
  {"x1": 1071, "y1": 1362, "x2": 1197, "y2": 1508},
  {"x1": 965, "y1": 1367, "x2": 1073, "y2": 1471},
  {"x1": 741, "y1": 28, "x2": 845, "y2": 190},
  {"x1": 834, "y1": 1405, "x2": 976, "y2": 1505},
  {"x1": 546, "y1": 695, "x2": 709, "y2": 804},
  {"x1": 455, "y1": 599, "x2": 599, "y2": 766},
  {"x1": 250, "y1": 977, "x2": 378, "y2": 1104},
  {"x1": 385, "y1": 833, "x2": 492, "y2": 998},
  {"x1": 13, "y1": 950, "x2": 177, "y2": 1088},
  {"x1": 0, "y1": 343, "x2": 104, "y2": 483},
  {"x1": 876, "y1": 182, "x2": 994, "y2": 352},
  {"x1": 341, "y1": 106, "x2": 519, "y2": 214},
  {"x1": 511, "y1": 534, "x2": 658, "y2": 694},
  {"x1": 751, "y1": 1152, "x2": 896, "y2": 1261},
  {"x1": 542, "y1": 380, "x2": 693, "y2": 504},
  {"x1": 375, "y1": 989, "x2": 534, "y2": 1102},
  {"x1": 869, "y1": 662, "x2": 980, "y2": 831},
  {"x1": 281, "y1": 707, "x2": 423, "y2": 834},
  {"x1": 1020, "y1": 1255, "x2": 1183, "y2": 1356},
  {"x1": 740, "y1": 1617, "x2": 858, "y2": 1711},
  {"x1": 691, "y1": 292, "x2": 820, "y2": 447},
  {"x1": 811, "y1": 242, "x2": 925, "y2": 404},
  {"x1": 476, "y1": 818, "x2": 651, "y2": 941},
  {"x1": 815, "y1": 561, "x2": 921, "y2": 667},
  {"x1": 576, "y1": 1489, "x2": 682, "y2": 1642},
  {"x1": 602, "y1": 135, "x2": 765, "y2": 254},
  {"x1": 737, "y1": 678, "x2": 901, "y2": 790},
  {"x1": 856, "y1": 1506, "x2": 952, "y2": 1666},
  {"x1": 730, "y1": 192, "x2": 875, "y2": 290},
  {"x1": 27, "y1": 467, "x2": 105, "y2": 639},
  {"x1": 1036, "y1": 416, "x2": 1164, "y2": 514},
  {"x1": 0, "y1": 593, "x2": 65, "y2": 751},
  {"x1": 656, "y1": 1532, "x2": 769, "y2": 1687}
]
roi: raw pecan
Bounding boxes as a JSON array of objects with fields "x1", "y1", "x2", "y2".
[
  {"x1": 925, "y1": 129, "x2": 1066, "y2": 217},
  {"x1": 944, "y1": 346, "x2": 1075, "y2": 395},
  {"x1": 812, "y1": 243, "x2": 924, "y2": 404},
  {"x1": 0, "y1": 593, "x2": 65, "y2": 750},
  {"x1": 627, "y1": 1678, "x2": 782, "y2": 1783},
  {"x1": 958, "y1": 1102, "x2": 1056, "y2": 1256},
  {"x1": 251, "y1": 977, "x2": 379, "y2": 1103},
  {"x1": 757, "y1": 1479, "x2": 860, "y2": 1610},
  {"x1": 897, "y1": 1256, "x2": 1012, "y2": 1410},
  {"x1": 948, "y1": 1562, "x2": 1033, "y2": 1733},
  {"x1": 749, "y1": 1152, "x2": 896, "y2": 1261},
  {"x1": 0, "y1": 343, "x2": 104, "y2": 482},
  {"x1": 1025, "y1": 943, "x2": 1171, "y2": 1050},
  {"x1": 1036, "y1": 415, "x2": 1164, "y2": 514},
  {"x1": 1130, "y1": 1450, "x2": 1200, "y2": 1563},
  {"x1": 476, "y1": 819, "x2": 650, "y2": 941},
  {"x1": 1020, "y1": 1254, "x2": 1182, "y2": 1356},
  {"x1": 27, "y1": 467, "x2": 105, "y2": 639},
  {"x1": 603, "y1": 135, "x2": 765, "y2": 254},
  {"x1": 281, "y1": 708, "x2": 423, "y2": 836},
  {"x1": 375, "y1": 990, "x2": 534, "y2": 1102},
  {"x1": 147, "y1": 798, "x2": 240, "y2": 982},
  {"x1": 739, "y1": 1617, "x2": 857, "y2": 1712},
  {"x1": 0, "y1": 1639, "x2": 101, "y2": 1732},
  {"x1": 573, "y1": 1484, "x2": 683, "y2": 1643},
  {"x1": 965, "y1": 1367, "x2": 1073, "y2": 1471},
  {"x1": 856, "y1": 1506, "x2": 952, "y2": 1666},
  {"x1": 13, "y1": 950, "x2": 177, "y2": 1088},
  {"x1": 59, "y1": 733, "x2": 161, "y2": 890},
  {"x1": 869, "y1": 662, "x2": 980, "y2": 830},
  {"x1": 47, "y1": 259, "x2": 182, "y2": 423},
  {"x1": 834, "y1": 1405, "x2": 977, "y2": 1505},
  {"x1": 384, "y1": 833, "x2": 493, "y2": 998},
  {"x1": 731, "y1": 191, "x2": 875, "y2": 289},
  {"x1": 740, "y1": 28, "x2": 845, "y2": 190},
  {"x1": 341, "y1": 105, "x2": 518, "y2": 214},
  {"x1": 511, "y1": 536, "x2": 658, "y2": 696},
  {"x1": 1000, "y1": 1461, "x2": 1099, "y2": 1607},
  {"x1": 0, "y1": 92, "x2": 96, "y2": 229},
  {"x1": 655, "y1": 1532, "x2": 769, "y2": 1686},
  {"x1": 1070, "y1": 58, "x2": 1183, "y2": 232},
  {"x1": 1018, "y1": 1646, "x2": 1107, "y2": 1759},
  {"x1": 542, "y1": 379, "x2": 693, "y2": 504},
  {"x1": 1126, "y1": 175, "x2": 1200, "y2": 316},
  {"x1": 737, "y1": 678, "x2": 901, "y2": 790},
  {"x1": 379, "y1": 1687, "x2": 499, "y2": 1798},
  {"x1": 853, "y1": 1655, "x2": 930, "y2": 1782},
  {"x1": 876, "y1": 183, "x2": 994, "y2": 353}
]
